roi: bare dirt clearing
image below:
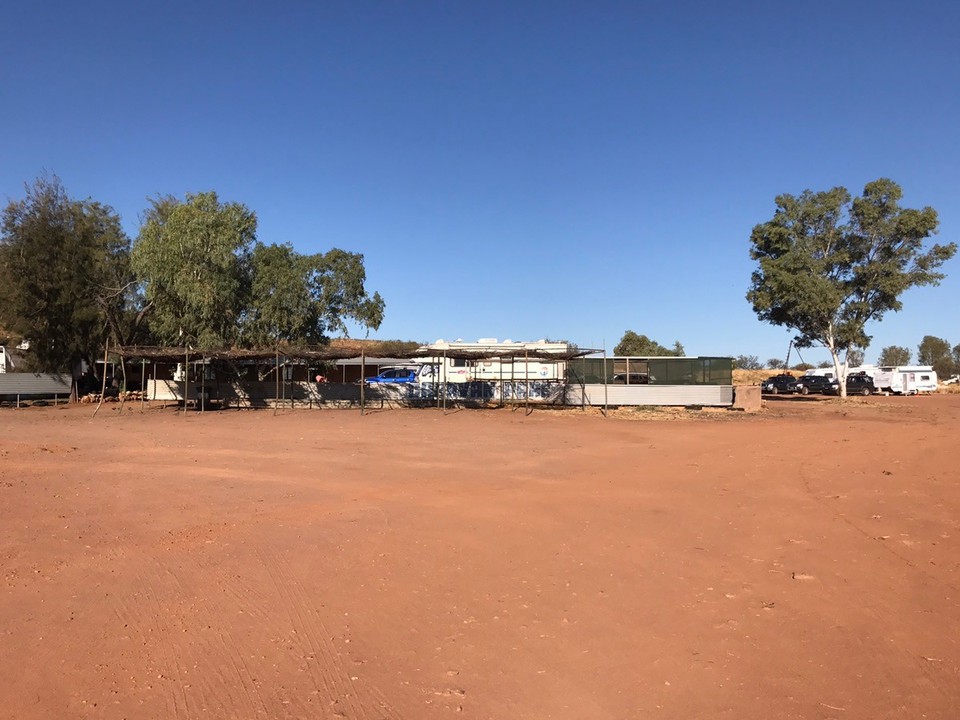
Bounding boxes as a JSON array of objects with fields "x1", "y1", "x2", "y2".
[{"x1": 2, "y1": 397, "x2": 959, "y2": 719}]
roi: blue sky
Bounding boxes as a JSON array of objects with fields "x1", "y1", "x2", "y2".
[{"x1": 2, "y1": 1, "x2": 957, "y2": 364}]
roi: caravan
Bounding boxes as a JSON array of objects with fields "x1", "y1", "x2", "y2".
[
  {"x1": 803, "y1": 364, "x2": 876, "y2": 381},
  {"x1": 872, "y1": 366, "x2": 938, "y2": 395}
]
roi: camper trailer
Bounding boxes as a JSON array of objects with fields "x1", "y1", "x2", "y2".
[
  {"x1": 0, "y1": 346, "x2": 8, "y2": 373},
  {"x1": 804, "y1": 365, "x2": 876, "y2": 381},
  {"x1": 872, "y1": 366, "x2": 938, "y2": 395},
  {"x1": 415, "y1": 339, "x2": 571, "y2": 384}
]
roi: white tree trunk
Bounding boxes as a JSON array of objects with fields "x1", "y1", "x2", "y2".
[{"x1": 827, "y1": 331, "x2": 849, "y2": 398}]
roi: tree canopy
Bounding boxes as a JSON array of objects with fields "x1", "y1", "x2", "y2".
[
  {"x1": 132, "y1": 191, "x2": 384, "y2": 350},
  {"x1": 0, "y1": 176, "x2": 134, "y2": 372},
  {"x1": 244, "y1": 243, "x2": 384, "y2": 347},
  {"x1": 877, "y1": 345, "x2": 911, "y2": 366},
  {"x1": 132, "y1": 192, "x2": 256, "y2": 348},
  {"x1": 917, "y1": 335, "x2": 955, "y2": 378},
  {"x1": 614, "y1": 331, "x2": 684, "y2": 357},
  {"x1": 747, "y1": 178, "x2": 955, "y2": 396},
  {"x1": 733, "y1": 354, "x2": 761, "y2": 370}
]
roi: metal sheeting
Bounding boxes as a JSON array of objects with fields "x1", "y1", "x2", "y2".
[
  {"x1": 0, "y1": 373, "x2": 72, "y2": 396},
  {"x1": 569, "y1": 384, "x2": 734, "y2": 407}
]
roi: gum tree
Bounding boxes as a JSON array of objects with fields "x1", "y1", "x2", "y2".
[
  {"x1": 747, "y1": 179, "x2": 955, "y2": 397},
  {"x1": 132, "y1": 192, "x2": 384, "y2": 350},
  {"x1": 877, "y1": 345, "x2": 911, "y2": 366}
]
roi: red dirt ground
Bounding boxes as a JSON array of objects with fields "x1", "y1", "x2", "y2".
[{"x1": 1, "y1": 396, "x2": 959, "y2": 719}]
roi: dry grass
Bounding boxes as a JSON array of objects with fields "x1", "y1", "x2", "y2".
[{"x1": 733, "y1": 368, "x2": 787, "y2": 385}]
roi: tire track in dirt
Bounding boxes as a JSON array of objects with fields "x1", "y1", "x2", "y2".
[
  {"x1": 256, "y1": 543, "x2": 401, "y2": 720},
  {"x1": 111, "y1": 551, "x2": 280, "y2": 718},
  {"x1": 107, "y1": 534, "x2": 402, "y2": 719}
]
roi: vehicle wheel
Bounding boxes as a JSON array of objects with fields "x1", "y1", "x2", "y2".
[
  {"x1": 861, "y1": 388, "x2": 871, "y2": 396},
  {"x1": 769, "y1": 387, "x2": 778, "y2": 395},
  {"x1": 800, "y1": 386, "x2": 809, "y2": 395}
]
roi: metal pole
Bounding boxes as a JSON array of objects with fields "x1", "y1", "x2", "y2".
[
  {"x1": 140, "y1": 360, "x2": 146, "y2": 412},
  {"x1": 184, "y1": 345, "x2": 189, "y2": 417},
  {"x1": 442, "y1": 349, "x2": 447, "y2": 413},
  {"x1": 511, "y1": 352, "x2": 515, "y2": 411},
  {"x1": 201, "y1": 354, "x2": 206, "y2": 412},
  {"x1": 525, "y1": 349, "x2": 530, "y2": 415},
  {"x1": 360, "y1": 350, "x2": 366, "y2": 415},
  {"x1": 274, "y1": 348, "x2": 279, "y2": 416},
  {"x1": 93, "y1": 339, "x2": 110, "y2": 418},
  {"x1": 499, "y1": 354, "x2": 504, "y2": 408},
  {"x1": 603, "y1": 343, "x2": 609, "y2": 417}
]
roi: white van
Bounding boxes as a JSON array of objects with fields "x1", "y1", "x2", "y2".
[{"x1": 872, "y1": 366, "x2": 938, "y2": 395}]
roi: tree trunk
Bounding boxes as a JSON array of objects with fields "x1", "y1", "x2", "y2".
[{"x1": 827, "y1": 333, "x2": 848, "y2": 398}]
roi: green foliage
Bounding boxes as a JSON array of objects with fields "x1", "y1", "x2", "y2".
[
  {"x1": 917, "y1": 335, "x2": 950, "y2": 366},
  {"x1": 614, "y1": 330, "x2": 684, "y2": 357},
  {"x1": 132, "y1": 192, "x2": 384, "y2": 350},
  {"x1": 733, "y1": 354, "x2": 761, "y2": 370},
  {"x1": 845, "y1": 347, "x2": 865, "y2": 367},
  {"x1": 244, "y1": 243, "x2": 384, "y2": 346},
  {"x1": 877, "y1": 345, "x2": 911, "y2": 366},
  {"x1": 792, "y1": 363, "x2": 814, "y2": 371},
  {"x1": 917, "y1": 335, "x2": 955, "y2": 378},
  {"x1": 132, "y1": 192, "x2": 255, "y2": 348},
  {"x1": 816, "y1": 361, "x2": 833, "y2": 369},
  {"x1": 767, "y1": 358, "x2": 785, "y2": 370},
  {"x1": 0, "y1": 176, "x2": 133, "y2": 371},
  {"x1": 747, "y1": 178, "x2": 955, "y2": 396}
]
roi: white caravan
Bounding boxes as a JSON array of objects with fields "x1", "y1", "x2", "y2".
[
  {"x1": 803, "y1": 364, "x2": 876, "y2": 381},
  {"x1": 415, "y1": 338, "x2": 571, "y2": 384},
  {"x1": 872, "y1": 366, "x2": 938, "y2": 395}
]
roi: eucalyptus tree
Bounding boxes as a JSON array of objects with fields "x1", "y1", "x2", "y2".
[
  {"x1": 132, "y1": 192, "x2": 255, "y2": 349},
  {"x1": 877, "y1": 345, "x2": 911, "y2": 366},
  {"x1": 244, "y1": 243, "x2": 384, "y2": 346},
  {"x1": 133, "y1": 191, "x2": 384, "y2": 350},
  {"x1": 747, "y1": 179, "x2": 955, "y2": 397},
  {"x1": 614, "y1": 331, "x2": 684, "y2": 356}
]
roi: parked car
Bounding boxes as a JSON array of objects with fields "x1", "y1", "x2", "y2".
[
  {"x1": 824, "y1": 373, "x2": 877, "y2": 396},
  {"x1": 612, "y1": 372, "x2": 649, "y2": 384},
  {"x1": 364, "y1": 367, "x2": 419, "y2": 384},
  {"x1": 798, "y1": 375, "x2": 838, "y2": 395},
  {"x1": 761, "y1": 374, "x2": 804, "y2": 394}
]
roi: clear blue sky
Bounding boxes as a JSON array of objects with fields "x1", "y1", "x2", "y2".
[{"x1": 2, "y1": 1, "x2": 957, "y2": 364}]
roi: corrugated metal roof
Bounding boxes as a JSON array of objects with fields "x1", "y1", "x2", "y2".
[{"x1": 0, "y1": 373, "x2": 72, "y2": 396}]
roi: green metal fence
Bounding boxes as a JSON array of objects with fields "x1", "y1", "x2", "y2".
[{"x1": 567, "y1": 357, "x2": 733, "y2": 386}]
